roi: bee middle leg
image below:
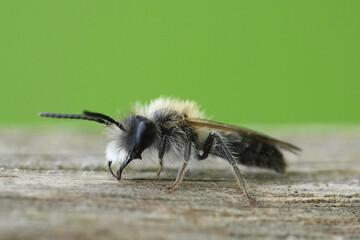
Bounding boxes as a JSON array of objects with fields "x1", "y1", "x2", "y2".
[
  {"x1": 165, "y1": 141, "x2": 192, "y2": 192},
  {"x1": 157, "y1": 136, "x2": 168, "y2": 176},
  {"x1": 199, "y1": 132, "x2": 255, "y2": 202},
  {"x1": 157, "y1": 158, "x2": 164, "y2": 176}
]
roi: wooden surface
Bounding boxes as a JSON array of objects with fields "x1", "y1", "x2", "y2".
[{"x1": 0, "y1": 127, "x2": 359, "y2": 240}]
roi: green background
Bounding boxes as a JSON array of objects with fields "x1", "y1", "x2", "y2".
[{"x1": 1, "y1": 1, "x2": 359, "y2": 126}]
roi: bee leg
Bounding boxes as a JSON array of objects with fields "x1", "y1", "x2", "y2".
[
  {"x1": 201, "y1": 133, "x2": 255, "y2": 203},
  {"x1": 157, "y1": 136, "x2": 168, "y2": 176},
  {"x1": 164, "y1": 162, "x2": 188, "y2": 192},
  {"x1": 165, "y1": 141, "x2": 192, "y2": 192},
  {"x1": 231, "y1": 163, "x2": 255, "y2": 203},
  {"x1": 157, "y1": 158, "x2": 164, "y2": 176}
]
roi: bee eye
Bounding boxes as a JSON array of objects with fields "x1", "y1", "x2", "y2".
[{"x1": 135, "y1": 121, "x2": 156, "y2": 150}]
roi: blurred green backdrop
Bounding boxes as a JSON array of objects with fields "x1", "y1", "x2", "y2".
[{"x1": 0, "y1": 0, "x2": 359, "y2": 126}]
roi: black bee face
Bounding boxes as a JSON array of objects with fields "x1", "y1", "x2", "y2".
[
  {"x1": 132, "y1": 116, "x2": 157, "y2": 158},
  {"x1": 116, "y1": 115, "x2": 157, "y2": 179}
]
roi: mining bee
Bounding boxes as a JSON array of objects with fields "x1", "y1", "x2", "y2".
[{"x1": 39, "y1": 97, "x2": 300, "y2": 202}]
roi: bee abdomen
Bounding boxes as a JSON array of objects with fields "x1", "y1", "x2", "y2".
[{"x1": 224, "y1": 134, "x2": 286, "y2": 173}]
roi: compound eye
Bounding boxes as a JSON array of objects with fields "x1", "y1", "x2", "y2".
[{"x1": 134, "y1": 120, "x2": 156, "y2": 153}]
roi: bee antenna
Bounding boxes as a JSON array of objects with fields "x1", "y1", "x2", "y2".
[
  {"x1": 39, "y1": 113, "x2": 109, "y2": 126},
  {"x1": 82, "y1": 110, "x2": 125, "y2": 131}
]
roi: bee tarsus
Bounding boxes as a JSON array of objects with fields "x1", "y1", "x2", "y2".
[{"x1": 156, "y1": 158, "x2": 164, "y2": 176}]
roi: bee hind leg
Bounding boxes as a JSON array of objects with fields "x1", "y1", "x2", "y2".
[
  {"x1": 200, "y1": 132, "x2": 255, "y2": 203},
  {"x1": 165, "y1": 141, "x2": 192, "y2": 192}
]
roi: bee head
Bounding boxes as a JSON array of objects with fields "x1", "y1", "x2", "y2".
[
  {"x1": 115, "y1": 115, "x2": 157, "y2": 179},
  {"x1": 38, "y1": 110, "x2": 157, "y2": 180}
]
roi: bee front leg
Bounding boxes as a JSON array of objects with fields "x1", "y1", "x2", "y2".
[{"x1": 165, "y1": 141, "x2": 192, "y2": 192}]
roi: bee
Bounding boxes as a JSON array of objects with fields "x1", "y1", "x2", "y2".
[{"x1": 39, "y1": 97, "x2": 300, "y2": 202}]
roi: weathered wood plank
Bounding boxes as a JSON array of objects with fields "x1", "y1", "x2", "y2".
[{"x1": 0, "y1": 128, "x2": 359, "y2": 240}]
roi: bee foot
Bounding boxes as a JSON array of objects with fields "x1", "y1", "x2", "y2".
[
  {"x1": 164, "y1": 186, "x2": 176, "y2": 193},
  {"x1": 247, "y1": 196, "x2": 256, "y2": 204}
]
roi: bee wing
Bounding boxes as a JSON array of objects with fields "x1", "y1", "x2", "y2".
[{"x1": 186, "y1": 118, "x2": 301, "y2": 153}]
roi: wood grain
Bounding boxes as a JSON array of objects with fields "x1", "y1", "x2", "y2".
[{"x1": 0, "y1": 127, "x2": 359, "y2": 240}]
